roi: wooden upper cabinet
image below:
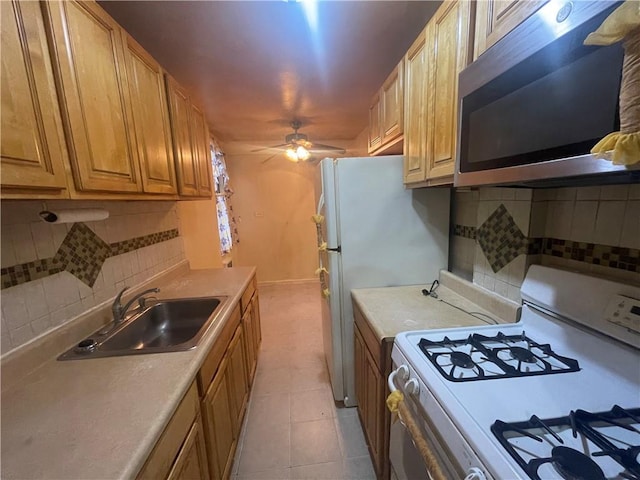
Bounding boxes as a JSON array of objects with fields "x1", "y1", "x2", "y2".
[
  {"x1": 124, "y1": 35, "x2": 177, "y2": 195},
  {"x1": 426, "y1": 0, "x2": 473, "y2": 181},
  {"x1": 44, "y1": 0, "x2": 142, "y2": 193},
  {"x1": 190, "y1": 104, "x2": 213, "y2": 197},
  {"x1": 367, "y1": 94, "x2": 382, "y2": 154},
  {"x1": 166, "y1": 76, "x2": 199, "y2": 196},
  {"x1": 166, "y1": 76, "x2": 212, "y2": 198},
  {"x1": 380, "y1": 59, "x2": 404, "y2": 146},
  {"x1": 403, "y1": 26, "x2": 429, "y2": 185},
  {"x1": 368, "y1": 60, "x2": 405, "y2": 155},
  {"x1": 1, "y1": 0, "x2": 69, "y2": 195},
  {"x1": 474, "y1": 0, "x2": 547, "y2": 59}
]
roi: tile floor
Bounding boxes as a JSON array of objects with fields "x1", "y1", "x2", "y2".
[{"x1": 231, "y1": 282, "x2": 376, "y2": 480}]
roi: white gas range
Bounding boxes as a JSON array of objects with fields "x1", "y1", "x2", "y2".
[{"x1": 389, "y1": 265, "x2": 640, "y2": 480}]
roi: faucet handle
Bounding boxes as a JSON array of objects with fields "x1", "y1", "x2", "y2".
[{"x1": 112, "y1": 286, "x2": 130, "y2": 320}]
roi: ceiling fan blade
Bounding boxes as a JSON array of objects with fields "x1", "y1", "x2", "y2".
[
  {"x1": 250, "y1": 143, "x2": 290, "y2": 153},
  {"x1": 308, "y1": 142, "x2": 346, "y2": 153},
  {"x1": 260, "y1": 152, "x2": 280, "y2": 164}
]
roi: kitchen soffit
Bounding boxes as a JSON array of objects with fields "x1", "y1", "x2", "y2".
[{"x1": 98, "y1": 1, "x2": 441, "y2": 148}]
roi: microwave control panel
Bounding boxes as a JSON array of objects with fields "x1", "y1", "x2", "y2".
[{"x1": 604, "y1": 294, "x2": 640, "y2": 334}]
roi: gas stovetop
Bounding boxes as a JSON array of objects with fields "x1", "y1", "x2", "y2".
[
  {"x1": 491, "y1": 406, "x2": 640, "y2": 480},
  {"x1": 418, "y1": 331, "x2": 580, "y2": 382},
  {"x1": 391, "y1": 266, "x2": 640, "y2": 480}
]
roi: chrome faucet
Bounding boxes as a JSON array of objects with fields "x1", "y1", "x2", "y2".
[{"x1": 111, "y1": 287, "x2": 160, "y2": 324}]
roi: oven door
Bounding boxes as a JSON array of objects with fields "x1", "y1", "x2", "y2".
[{"x1": 388, "y1": 363, "x2": 489, "y2": 480}]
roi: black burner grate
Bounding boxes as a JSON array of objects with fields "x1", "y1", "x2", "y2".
[
  {"x1": 491, "y1": 406, "x2": 640, "y2": 480},
  {"x1": 417, "y1": 331, "x2": 580, "y2": 382}
]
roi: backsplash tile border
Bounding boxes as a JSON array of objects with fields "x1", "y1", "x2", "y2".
[
  {"x1": 453, "y1": 223, "x2": 639, "y2": 274},
  {"x1": 1, "y1": 225, "x2": 180, "y2": 290}
]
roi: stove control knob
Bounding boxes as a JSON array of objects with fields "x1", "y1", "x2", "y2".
[{"x1": 464, "y1": 467, "x2": 487, "y2": 480}]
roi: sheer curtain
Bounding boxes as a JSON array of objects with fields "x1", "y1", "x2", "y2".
[{"x1": 211, "y1": 144, "x2": 239, "y2": 255}]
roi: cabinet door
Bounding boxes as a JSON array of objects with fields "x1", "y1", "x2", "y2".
[
  {"x1": 44, "y1": 1, "x2": 142, "y2": 193},
  {"x1": 242, "y1": 302, "x2": 257, "y2": 385},
  {"x1": 166, "y1": 415, "x2": 210, "y2": 480},
  {"x1": 403, "y1": 27, "x2": 429, "y2": 185},
  {"x1": 1, "y1": 0, "x2": 68, "y2": 194},
  {"x1": 354, "y1": 324, "x2": 366, "y2": 412},
  {"x1": 367, "y1": 93, "x2": 381, "y2": 153},
  {"x1": 380, "y1": 59, "x2": 404, "y2": 146},
  {"x1": 427, "y1": 0, "x2": 472, "y2": 181},
  {"x1": 166, "y1": 77, "x2": 198, "y2": 196},
  {"x1": 364, "y1": 344, "x2": 384, "y2": 477},
  {"x1": 250, "y1": 293, "x2": 262, "y2": 354},
  {"x1": 201, "y1": 357, "x2": 235, "y2": 480},
  {"x1": 189, "y1": 104, "x2": 213, "y2": 197},
  {"x1": 474, "y1": 0, "x2": 547, "y2": 59},
  {"x1": 125, "y1": 35, "x2": 177, "y2": 195},
  {"x1": 227, "y1": 326, "x2": 249, "y2": 435}
]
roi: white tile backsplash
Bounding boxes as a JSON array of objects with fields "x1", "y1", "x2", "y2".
[
  {"x1": 452, "y1": 184, "x2": 639, "y2": 306},
  {"x1": 593, "y1": 201, "x2": 626, "y2": 246},
  {"x1": 569, "y1": 201, "x2": 598, "y2": 244},
  {"x1": 1, "y1": 200, "x2": 186, "y2": 355}
]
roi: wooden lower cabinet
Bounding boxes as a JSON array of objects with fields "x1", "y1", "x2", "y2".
[
  {"x1": 138, "y1": 382, "x2": 209, "y2": 480},
  {"x1": 140, "y1": 280, "x2": 261, "y2": 480},
  {"x1": 167, "y1": 415, "x2": 210, "y2": 480},
  {"x1": 227, "y1": 325, "x2": 249, "y2": 432},
  {"x1": 198, "y1": 278, "x2": 261, "y2": 480},
  {"x1": 241, "y1": 278, "x2": 261, "y2": 386},
  {"x1": 354, "y1": 305, "x2": 393, "y2": 480},
  {"x1": 201, "y1": 356, "x2": 236, "y2": 480}
]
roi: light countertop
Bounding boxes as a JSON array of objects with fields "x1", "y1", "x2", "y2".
[
  {"x1": 351, "y1": 271, "x2": 520, "y2": 342},
  {"x1": 1, "y1": 266, "x2": 255, "y2": 480}
]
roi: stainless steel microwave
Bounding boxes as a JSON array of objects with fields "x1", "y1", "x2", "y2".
[{"x1": 455, "y1": 1, "x2": 639, "y2": 187}]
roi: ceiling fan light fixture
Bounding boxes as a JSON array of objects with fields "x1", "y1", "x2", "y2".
[
  {"x1": 296, "y1": 145, "x2": 310, "y2": 160},
  {"x1": 285, "y1": 147, "x2": 300, "y2": 162}
]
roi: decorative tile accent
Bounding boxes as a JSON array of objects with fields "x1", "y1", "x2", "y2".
[
  {"x1": 453, "y1": 224, "x2": 477, "y2": 240},
  {"x1": 1, "y1": 225, "x2": 180, "y2": 290},
  {"x1": 1, "y1": 259, "x2": 62, "y2": 289},
  {"x1": 54, "y1": 223, "x2": 111, "y2": 288},
  {"x1": 110, "y1": 229, "x2": 179, "y2": 256},
  {"x1": 529, "y1": 238, "x2": 639, "y2": 273},
  {"x1": 477, "y1": 205, "x2": 528, "y2": 273}
]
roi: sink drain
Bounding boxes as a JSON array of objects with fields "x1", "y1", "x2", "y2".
[{"x1": 74, "y1": 338, "x2": 97, "y2": 354}]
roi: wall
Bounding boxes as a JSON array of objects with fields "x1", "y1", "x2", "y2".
[
  {"x1": 178, "y1": 199, "x2": 223, "y2": 269},
  {"x1": 224, "y1": 138, "x2": 365, "y2": 284},
  {"x1": 1, "y1": 200, "x2": 186, "y2": 355},
  {"x1": 225, "y1": 151, "x2": 319, "y2": 283},
  {"x1": 450, "y1": 184, "x2": 640, "y2": 302}
]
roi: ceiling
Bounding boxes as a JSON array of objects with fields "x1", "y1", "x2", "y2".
[{"x1": 99, "y1": 1, "x2": 441, "y2": 150}]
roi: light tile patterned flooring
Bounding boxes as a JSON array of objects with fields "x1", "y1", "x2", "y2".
[{"x1": 231, "y1": 282, "x2": 376, "y2": 480}]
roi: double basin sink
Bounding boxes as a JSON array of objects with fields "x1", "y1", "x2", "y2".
[{"x1": 59, "y1": 296, "x2": 227, "y2": 360}]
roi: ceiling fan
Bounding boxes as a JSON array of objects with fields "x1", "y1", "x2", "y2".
[{"x1": 252, "y1": 121, "x2": 346, "y2": 163}]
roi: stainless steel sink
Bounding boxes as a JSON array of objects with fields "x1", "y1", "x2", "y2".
[{"x1": 58, "y1": 297, "x2": 228, "y2": 360}]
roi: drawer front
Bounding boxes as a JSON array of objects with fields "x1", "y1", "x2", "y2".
[
  {"x1": 198, "y1": 304, "x2": 241, "y2": 394},
  {"x1": 137, "y1": 381, "x2": 199, "y2": 479}
]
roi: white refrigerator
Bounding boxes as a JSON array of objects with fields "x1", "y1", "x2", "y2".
[{"x1": 313, "y1": 155, "x2": 450, "y2": 406}]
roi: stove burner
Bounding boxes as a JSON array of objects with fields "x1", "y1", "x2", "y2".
[
  {"x1": 418, "y1": 332, "x2": 580, "y2": 382},
  {"x1": 450, "y1": 351, "x2": 476, "y2": 369},
  {"x1": 509, "y1": 346, "x2": 537, "y2": 364},
  {"x1": 551, "y1": 446, "x2": 605, "y2": 480},
  {"x1": 492, "y1": 406, "x2": 640, "y2": 480}
]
